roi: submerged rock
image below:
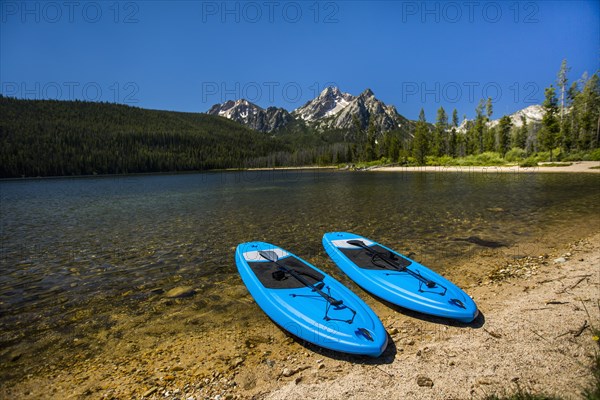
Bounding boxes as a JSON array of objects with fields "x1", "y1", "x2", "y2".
[
  {"x1": 165, "y1": 286, "x2": 196, "y2": 298},
  {"x1": 453, "y1": 236, "x2": 506, "y2": 248}
]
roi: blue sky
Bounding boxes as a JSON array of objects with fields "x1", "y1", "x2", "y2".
[{"x1": 1, "y1": 1, "x2": 598, "y2": 121}]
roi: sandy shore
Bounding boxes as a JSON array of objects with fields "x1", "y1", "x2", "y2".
[
  {"x1": 371, "y1": 161, "x2": 600, "y2": 174},
  {"x1": 264, "y1": 234, "x2": 600, "y2": 400},
  {"x1": 1, "y1": 230, "x2": 599, "y2": 399}
]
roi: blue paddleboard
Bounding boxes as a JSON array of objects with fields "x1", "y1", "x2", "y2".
[
  {"x1": 235, "y1": 241, "x2": 388, "y2": 357},
  {"x1": 322, "y1": 232, "x2": 478, "y2": 323}
]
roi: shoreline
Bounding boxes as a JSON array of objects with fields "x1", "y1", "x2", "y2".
[
  {"x1": 1, "y1": 162, "x2": 599, "y2": 182},
  {"x1": 369, "y1": 161, "x2": 600, "y2": 174},
  {"x1": 0, "y1": 166, "x2": 337, "y2": 182},
  {"x1": 1, "y1": 230, "x2": 599, "y2": 399}
]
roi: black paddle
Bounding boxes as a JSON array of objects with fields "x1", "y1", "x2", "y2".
[
  {"x1": 347, "y1": 240, "x2": 437, "y2": 289},
  {"x1": 258, "y1": 250, "x2": 344, "y2": 306}
]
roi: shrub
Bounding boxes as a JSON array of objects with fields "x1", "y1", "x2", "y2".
[
  {"x1": 563, "y1": 151, "x2": 585, "y2": 161},
  {"x1": 475, "y1": 152, "x2": 506, "y2": 165},
  {"x1": 426, "y1": 155, "x2": 455, "y2": 166},
  {"x1": 505, "y1": 147, "x2": 527, "y2": 162},
  {"x1": 584, "y1": 148, "x2": 600, "y2": 161},
  {"x1": 519, "y1": 158, "x2": 538, "y2": 168}
]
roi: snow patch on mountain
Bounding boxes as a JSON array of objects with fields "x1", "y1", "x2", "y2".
[
  {"x1": 207, "y1": 99, "x2": 292, "y2": 133},
  {"x1": 458, "y1": 105, "x2": 545, "y2": 132},
  {"x1": 292, "y1": 87, "x2": 355, "y2": 122}
]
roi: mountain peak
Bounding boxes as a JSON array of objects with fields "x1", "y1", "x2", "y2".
[
  {"x1": 207, "y1": 99, "x2": 291, "y2": 132},
  {"x1": 293, "y1": 87, "x2": 355, "y2": 122},
  {"x1": 235, "y1": 98, "x2": 258, "y2": 108},
  {"x1": 458, "y1": 104, "x2": 545, "y2": 133},
  {"x1": 319, "y1": 86, "x2": 340, "y2": 97},
  {"x1": 359, "y1": 88, "x2": 375, "y2": 98}
]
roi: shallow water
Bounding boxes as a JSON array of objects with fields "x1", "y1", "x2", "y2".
[{"x1": 1, "y1": 169, "x2": 599, "y2": 379}]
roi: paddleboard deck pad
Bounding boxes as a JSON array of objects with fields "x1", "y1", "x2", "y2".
[
  {"x1": 322, "y1": 232, "x2": 478, "y2": 323},
  {"x1": 235, "y1": 241, "x2": 388, "y2": 357}
]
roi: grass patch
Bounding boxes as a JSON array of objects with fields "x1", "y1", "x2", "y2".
[
  {"x1": 583, "y1": 350, "x2": 600, "y2": 400},
  {"x1": 427, "y1": 152, "x2": 507, "y2": 167},
  {"x1": 590, "y1": 165, "x2": 600, "y2": 170},
  {"x1": 484, "y1": 392, "x2": 562, "y2": 400}
]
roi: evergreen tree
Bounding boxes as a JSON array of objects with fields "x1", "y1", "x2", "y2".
[
  {"x1": 556, "y1": 60, "x2": 571, "y2": 151},
  {"x1": 511, "y1": 115, "x2": 528, "y2": 149},
  {"x1": 434, "y1": 106, "x2": 448, "y2": 156},
  {"x1": 412, "y1": 108, "x2": 429, "y2": 165},
  {"x1": 486, "y1": 97, "x2": 493, "y2": 120},
  {"x1": 565, "y1": 81, "x2": 580, "y2": 150},
  {"x1": 482, "y1": 98, "x2": 494, "y2": 151},
  {"x1": 474, "y1": 99, "x2": 486, "y2": 154},
  {"x1": 351, "y1": 114, "x2": 364, "y2": 160},
  {"x1": 484, "y1": 126, "x2": 496, "y2": 152},
  {"x1": 573, "y1": 73, "x2": 600, "y2": 149},
  {"x1": 540, "y1": 85, "x2": 560, "y2": 161},
  {"x1": 496, "y1": 115, "x2": 512, "y2": 156},
  {"x1": 449, "y1": 108, "x2": 459, "y2": 157},
  {"x1": 388, "y1": 134, "x2": 400, "y2": 162},
  {"x1": 365, "y1": 117, "x2": 377, "y2": 161},
  {"x1": 557, "y1": 59, "x2": 570, "y2": 122}
]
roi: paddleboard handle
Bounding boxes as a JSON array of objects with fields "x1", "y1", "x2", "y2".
[
  {"x1": 259, "y1": 250, "x2": 344, "y2": 307},
  {"x1": 346, "y1": 239, "x2": 439, "y2": 290}
]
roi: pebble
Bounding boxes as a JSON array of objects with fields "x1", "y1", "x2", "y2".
[
  {"x1": 477, "y1": 377, "x2": 493, "y2": 385},
  {"x1": 553, "y1": 257, "x2": 566, "y2": 264},
  {"x1": 9, "y1": 352, "x2": 22, "y2": 362},
  {"x1": 389, "y1": 327, "x2": 399, "y2": 335},
  {"x1": 143, "y1": 387, "x2": 158, "y2": 397},
  {"x1": 231, "y1": 357, "x2": 244, "y2": 368},
  {"x1": 282, "y1": 367, "x2": 306, "y2": 377},
  {"x1": 165, "y1": 286, "x2": 196, "y2": 298},
  {"x1": 416, "y1": 376, "x2": 434, "y2": 387}
]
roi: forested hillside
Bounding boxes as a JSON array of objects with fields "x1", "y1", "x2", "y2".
[{"x1": 0, "y1": 97, "x2": 290, "y2": 177}]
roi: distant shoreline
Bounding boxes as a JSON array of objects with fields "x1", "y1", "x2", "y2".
[
  {"x1": 1, "y1": 162, "x2": 598, "y2": 182},
  {"x1": 369, "y1": 161, "x2": 600, "y2": 174},
  {"x1": 0, "y1": 166, "x2": 338, "y2": 182}
]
